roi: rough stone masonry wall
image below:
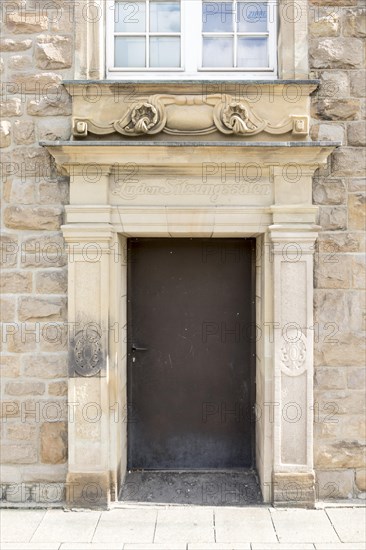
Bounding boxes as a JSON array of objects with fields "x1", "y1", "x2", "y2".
[
  {"x1": 309, "y1": 0, "x2": 366, "y2": 498},
  {"x1": 1, "y1": 0, "x2": 73, "y2": 505}
]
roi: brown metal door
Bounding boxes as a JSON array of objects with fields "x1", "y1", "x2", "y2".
[{"x1": 127, "y1": 238, "x2": 255, "y2": 469}]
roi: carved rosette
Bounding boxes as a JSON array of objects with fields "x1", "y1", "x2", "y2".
[
  {"x1": 280, "y1": 331, "x2": 307, "y2": 376},
  {"x1": 114, "y1": 97, "x2": 166, "y2": 136},
  {"x1": 71, "y1": 327, "x2": 103, "y2": 377},
  {"x1": 222, "y1": 102, "x2": 258, "y2": 134}
]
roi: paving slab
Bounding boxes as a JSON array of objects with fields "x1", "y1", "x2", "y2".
[
  {"x1": 315, "y1": 544, "x2": 366, "y2": 550},
  {"x1": 92, "y1": 508, "x2": 157, "y2": 544},
  {"x1": 214, "y1": 507, "x2": 277, "y2": 544},
  {"x1": 154, "y1": 507, "x2": 214, "y2": 544},
  {"x1": 188, "y1": 544, "x2": 250, "y2": 549},
  {"x1": 61, "y1": 544, "x2": 123, "y2": 549},
  {"x1": 31, "y1": 510, "x2": 101, "y2": 544},
  {"x1": 251, "y1": 544, "x2": 315, "y2": 549},
  {"x1": 325, "y1": 507, "x2": 366, "y2": 543},
  {"x1": 0, "y1": 510, "x2": 46, "y2": 543},
  {"x1": 270, "y1": 509, "x2": 340, "y2": 544},
  {"x1": 0, "y1": 544, "x2": 60, "y2": 550},
  {"x1": 124, "y1": 545, "x2": 186, "y2": 549}
]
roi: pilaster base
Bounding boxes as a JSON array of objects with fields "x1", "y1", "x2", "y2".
[
  {"x1": 272, "y1": 472, "x2": 316, "y2": 508},
  {"x1": 66, "y1": 472, "x2": 111, "y2": 510}
]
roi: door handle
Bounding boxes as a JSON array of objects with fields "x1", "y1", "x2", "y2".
[{"x1": 132, "y1": 344, "x2": 148, "y2": 351}]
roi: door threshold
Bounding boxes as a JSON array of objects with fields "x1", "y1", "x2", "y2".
[{"x1": 119, "y1": 469, "x2": 262, "y2": 506}]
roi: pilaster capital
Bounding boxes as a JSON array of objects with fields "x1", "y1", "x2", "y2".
[
  {"x1": 268, "y1": 224, "x2": 321, "y2": 254},
  {"x1": 61, "y1": 223, "x2": 114, "y2": 251}
]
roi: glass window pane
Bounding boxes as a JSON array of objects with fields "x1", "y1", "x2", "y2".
[
  {"x1": 202, "y1": 2, "x2": 234, "y2": 32},
  {"x1": 150, "y1": 36, "x2": 180, "y2": 67},
  {"x1": 237, "y1": 37, "x2": 268, "y2": 67},
  {"x1": 150, "y1": 2, "x2": 180, "y2": 32},
  {"x1": 237, "y1": 2, "x2": 268, "y2": 32},
  {"x1": 115, "y1": 36, "x2": 146, "y2": 67},
  {"x1": 202, "y1": 37, "x2": 233, "y2": 67},
  {"x1": 115, "y1": 1, "x2": 146, "y2": 32}
]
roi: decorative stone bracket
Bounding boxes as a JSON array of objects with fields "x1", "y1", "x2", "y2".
[{"x1": 72, "y1": 94, "x2": 309, "y2": 138}]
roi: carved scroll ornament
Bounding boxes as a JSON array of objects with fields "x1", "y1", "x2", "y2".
[
  {"x1": 71, "y1": 327, "x2": 103, "y2": 377},
  {"x1": 73, "y1": 94, "x2": 309, "y2": 139},
  {"x1": 280, "y1": 330, "x2": 307, "y2": 376}
]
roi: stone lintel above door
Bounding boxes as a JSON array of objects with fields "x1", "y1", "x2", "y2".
[{"x1": 62, "y1": 81, "x2": 319, "y2": 143}]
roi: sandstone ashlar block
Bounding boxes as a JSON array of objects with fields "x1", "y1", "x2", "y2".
[
  {"x1": 18, "y1": 296, "x2": 66, "y2": 322},
  {"x1": 0, "y1": 234, "x2": 18, "y2": 268},
  {"x1": 315, "y1": 442, "x2": 365, "y2": 469},
  {"x1": 6, "y1": 329, "x2": 39, "y2": 353},
  {"x1": 348, "y1": 193, "x2": 366, "y2": 230},
  {"x1": 312, "y1": 99, "x2": 360, "y2": 120},
  {"x1": 5, "y1": 381, "x2": 45, "y2": 396},
  {"x1": 0, "y1": 296, "x2": 16, "y2": 322},
  {"x1": 27, "y1": 93, "x2": 72, "y2": 117},
  {"x1": 5, "y1": 12, "x2": 49, "y2": 34},
  {"x1": 40, "y1": 323, "x2": 68, "y2": 352},
  {"x1": 314, "y1": 414, "x2": 365, "y2": 441},
  {"x1": 309, "y1": 0, "x2": 357, "y2": 5},
  {"x1": 21, "y1": 233, "x2": 66, "y2": 269},
  {"x1": 347, "y1": 121, "x2": 366, "y2": 146},
  {"x1": 318, "y1": 232, "x2": 364, "y2": 253},
  {"x1": 316, "y1": 469, "x2": 354, "y2": 499},
  {"x1": 0, "y1": 121, "x2": 11, "y2": 148},
  {"x1": 352, "y1": 255, "x2": 366, "y2": 288},
  {"x1": 0, "y1": 355, "x2": 20, "y2": 378},
  {"x1": 13, "y1": 120, "x2": 35, "y2": 145},
  {"x1": 38, "y1": 118, "x2": 72, "y2": 142},
  {"x1": 309, "y1": 11, "x2": 340, "y2": 37},
  {"x1": 7, "y1": 424, "x2": 37, "y2": 441},
  {"x1": 309, "y1": 38, "x2": 364, "y2": 68},
  {"x1": 4, "y1": 205, "x2": 63, "y2": 230},
  {"x1": 22, "y1": 354, "x2": 68, "y2": 379},
  {"x1": 35, "y1": 35, "x2": 73, "y2": 69},
  {"x1": 349, "y1": 178, "x2": 366, "y2": 192},
  {"x1": 314, "y1": 253, "x2": 352, "y2": 288},
  {"x1": 314, "y1": 389, "x2": 365, "y2": 415},
  {"x1": 48, "y1": 381, "x2": 67, "y2": 396},
  {"x1": 350, "y1": 70, "x2": 366, "y2": 97},
  {"x1": 11, "y1": 145, "x2": 52, "y2": 177},
  {"x1": 347, "y1": 366, "x2": 366, "y2": 389},
  {"x1": 356, "y1": 469, "x2": 366, "y2": 491},
  {"x1": 0, "y1": 98, "x2": 22, "y2": 117},
  {"x1": 310, "y1": 122, "x2": 345, "y2": 142},
  {"x1": 0, "y1": 38, "x2": 33, "y2": 52},
  {"x1": 39, "y1": 179, "x2": 69, "y2": 205},
  {"x1": 343, "y1": 8, "x2": 366, "y2": 38},
  {"x1": 40, "y1": 421, "x2": 67, "y2": 464},
  {"x1": 35, "y1": 269, "x2": 67, "y2": 294},
  {"x1": 313, "y1": 178, "x2": 346, "y2": 204},
  {"x1": 0, "y1": 401, "x2": 21, "y2": 420},
  {"x1": 8, "y1": 54, "x2": 33, "y2": 70},
  {"x1": 0, "y1": 444, "x2": 37, "y2": 464},
  {"x1": 10, "y1": 72, "x2": 62, "y2": 93},
  {"x1": 318, "y1": 205, "x2": 347, "y2": 230},
  {"x1": 332, "y1": 148, "x2": 366, "y2": 176},
  {"x1": 3, "y1": 179, "x2": 37, "y2": 204},
  {"x1": 315, "y1": 366, "x2": 346, "y2": 390},
  {"x1": 0, "y1": 271, "x2": 32, "y2": 293}
]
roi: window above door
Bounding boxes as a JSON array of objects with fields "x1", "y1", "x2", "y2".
[{"x1": 106, "y1": 0, "x2": 277, "y2": 79}]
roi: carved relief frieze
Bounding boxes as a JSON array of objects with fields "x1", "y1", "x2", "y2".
[{"x1": 72, "y1": 94, "x2": 309, "y2": 139}]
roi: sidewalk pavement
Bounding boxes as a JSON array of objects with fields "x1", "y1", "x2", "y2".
[{"x1": 0, "y1": 504, "x2": 365, "y2": 550}]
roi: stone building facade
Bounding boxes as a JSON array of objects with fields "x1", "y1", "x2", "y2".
[{"x1": 0, "y1": 0, "x2": 365, "y2": 507}]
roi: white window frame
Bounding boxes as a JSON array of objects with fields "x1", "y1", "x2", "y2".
[{"x1": 106, "y1": 0, "x2": 277, "y2": 80}]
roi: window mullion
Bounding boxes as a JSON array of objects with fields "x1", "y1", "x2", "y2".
[{"x1": 146, "y1": 0, "x2": 149, "y2": 68}]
